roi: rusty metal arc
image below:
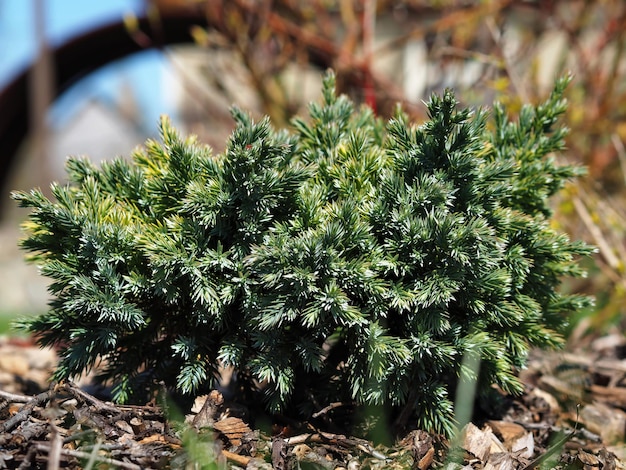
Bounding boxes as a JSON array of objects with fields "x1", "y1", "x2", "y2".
[{"x1": 0, "y1": 10, "x2": 207, "y2": 200}]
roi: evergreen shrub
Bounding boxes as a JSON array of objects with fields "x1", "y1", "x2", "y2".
[{"x1": 14, "y1": 72, "x2": 592, "y2": 435}]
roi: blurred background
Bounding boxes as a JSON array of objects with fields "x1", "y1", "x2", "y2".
[{"x1": 0, "y1": 0, "x2": 625, "y2": 341}]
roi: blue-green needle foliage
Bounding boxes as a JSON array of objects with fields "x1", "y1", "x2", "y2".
[{"x1": 13, "y1": 72, "x2": 592, "y2": 436}]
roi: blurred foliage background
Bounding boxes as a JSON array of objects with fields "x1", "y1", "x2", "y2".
[{"x1": 3, "y1": 0, "x2": 626, "y2": 341}]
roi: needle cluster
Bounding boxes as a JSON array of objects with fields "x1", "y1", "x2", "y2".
[{"x1": 14, "y1": 72, "x2": 592, "y2": 435}]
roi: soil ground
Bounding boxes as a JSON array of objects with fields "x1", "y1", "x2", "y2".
[{"x1": 1, "y1": 332, "x2": 626, "y2": 469}]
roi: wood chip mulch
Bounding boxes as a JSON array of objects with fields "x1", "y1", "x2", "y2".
[{"x1": 2, "y1": 333, "x2": 626, "y2": 469}]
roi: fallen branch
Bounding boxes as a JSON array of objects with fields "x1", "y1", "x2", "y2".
[
  {"x1": 284, "y1": 431, "x2": 389, "y2": 461},
  {"x1": 0, "y1": 388, "x2": 52, "y2": 433},
  {"x1": 312, "y1": 402, "x2": 346, "y2": 418},
  {"x1": 34, "y1": 442, "x2": 142, "y2": 470},
  {"x1": 60, "y1": 382, "x2": 121, "y2": 414},
  {"x1": 0, "y1": 389, "x2": 35, "y2": 403},
  {"x1": 222, "y1": 449, "x2": 252, "y2": 467}
]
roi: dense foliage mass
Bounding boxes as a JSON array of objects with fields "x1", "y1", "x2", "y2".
[{"x1": 14, "y1": 73, "x2": 592, "y2": 435}]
